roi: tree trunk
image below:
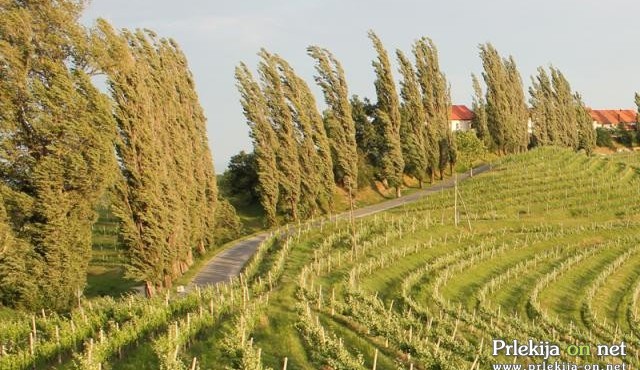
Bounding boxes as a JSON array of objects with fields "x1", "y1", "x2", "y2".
[
  {"x1": 395, "y1": 186, "x2": 401, "y2": 198},
  {"x1": 196, "y1": 240, "x2": 206, "y2": 255},
  {"x1": 419, "y1": 179, "x2": 423, "y2": 189},
  {"x1": 145, "y1": 281, "x2": 155, "y2": 298},
  {"x1": 290, "y1": 198, "x2": 297, "y2": 221}
]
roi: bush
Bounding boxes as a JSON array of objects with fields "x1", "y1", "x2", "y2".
[
  {"x1": 214, "y1": 198, "x2": 243, "y2": 245},
  {"x1": 595, "y1": 127, "x2": 615, "y2": 149}
]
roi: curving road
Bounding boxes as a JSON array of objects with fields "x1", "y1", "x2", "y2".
[{"x1": 191, "y1": 164, "x2": 491, "y2": 288}]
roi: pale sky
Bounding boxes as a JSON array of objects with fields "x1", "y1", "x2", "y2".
[{"x1": 82, "y1": 0, "x2": 640, "y2": 172}]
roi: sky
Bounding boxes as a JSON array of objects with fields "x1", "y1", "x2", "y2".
[{"x1": 82, "y1": 0, "x2": 640, "y2": 172}]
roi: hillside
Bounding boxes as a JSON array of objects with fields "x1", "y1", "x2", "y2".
[{"x1": 2, "y1": 147, "x2": 639, "y2": 369}]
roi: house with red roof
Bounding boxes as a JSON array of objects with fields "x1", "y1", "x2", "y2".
[
  {"x1": 450, "y1": 105, "x2": 474, "y2": 131},
  {"x1": 589, "y1": 109, "x2": 637, "y2": 130}
]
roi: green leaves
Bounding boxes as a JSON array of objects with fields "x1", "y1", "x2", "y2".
[
  {"x1": 0, "y1": 0, "x2": 117, "y2": 310},
  {"x1": 479, "y1": 43, "x2": 528, "y2": 155},
  {"x1": 369, "y1": 31, "x2": 404, "y2": 195},
  {"x1": 103, "y1": 26, "x2": 218, "y2": 295}
]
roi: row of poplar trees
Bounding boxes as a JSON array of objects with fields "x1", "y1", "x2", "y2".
[
  {"x1": 0, "y1": 1, "x2": 218, "y2": 310},
  {"x1": 471, "y1": 44, "x2": 596, "y2": 155},
  {"x1": 237, "y1": 31, "x2": 456, "y2": 226}
]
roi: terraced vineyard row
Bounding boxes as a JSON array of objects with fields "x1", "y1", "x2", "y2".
[{"x1": 1, "y1": 147, "x2": 639, "y2": 369}]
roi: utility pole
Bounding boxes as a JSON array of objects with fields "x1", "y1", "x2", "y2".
[
  {"x1": 346, "y1": 177, "x2": 357, "y2": 254},
  {"x1": 454, "y1": 172, "x2": 459, "y2": 227}
]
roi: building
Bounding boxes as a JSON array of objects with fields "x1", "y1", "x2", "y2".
[
  {"x1": 589, "y1": 109, "x2": 637, "y2": 130},
  {"x1": 450, "y1": 105, "x2": 474, "y2": 131}
]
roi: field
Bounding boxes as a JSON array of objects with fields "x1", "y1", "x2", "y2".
[{"x1": 1, "y1": 147, "x2": 640, "y2": 370}]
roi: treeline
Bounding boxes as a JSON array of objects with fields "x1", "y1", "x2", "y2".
[
  {"x1": 0, "y1": 1, "x2": 225, "y2": 309},
  {"x1": 236, "y1": 32, "x2": 460, "y2": 225},
  {"x1": 233, "y1": 33, "x2": 601, "y2": 227}
]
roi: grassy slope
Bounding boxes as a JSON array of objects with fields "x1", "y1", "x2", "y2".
[
  {"x1": 221, "y1": 148, "x2": 640, "y2": 369},
  {"x1": 12, "y1": 148, "x2": 638, "y2": 369}
]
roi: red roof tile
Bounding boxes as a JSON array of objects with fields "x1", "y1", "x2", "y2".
[
  {"x1": 450, "y1": 105, "x2": 474, "y2": 121},
  {"x1": 589, "y1": 109, "x2": 637, "y2": 125}
]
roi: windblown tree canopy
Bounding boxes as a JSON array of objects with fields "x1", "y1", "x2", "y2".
[
  {"x1": 237, "y1": 50, "x2": 335, "y2": 224},
  {"x1": 414, "y1": 37, "x2": 454, "y2": 180},
  {"x1": 529, "y1": 66, "x2": 595, "y2": 154},
  {"x1": 93, "y1": 21, "x2": 218, "y2": 297},
  {"x1": 479, "y1": 43, "x2": 529, "y2": 154},
  {"x1": 396, "y1": 50, "x2": 429, "y2": 188},
  {"x1": 368, "y1": 31, "x2": 404, "y2": 197},
  {"x1": 0, "y1": 0, "x2": 117, "y2": 310},
  {"x1": 307, "y1": 46, "x2": 358, "y2": 192}
]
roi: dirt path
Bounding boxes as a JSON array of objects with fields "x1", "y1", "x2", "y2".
[{"x1": 191, "y1": 164, "x2": 491, "y2": 287}]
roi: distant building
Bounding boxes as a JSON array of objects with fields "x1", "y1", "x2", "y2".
[
  {"x1": 589, "y1": 109, "x2": 637, "y2": 130},
  {"x1": 450, "y1": 105, "x2": 474, "y2": 131}
]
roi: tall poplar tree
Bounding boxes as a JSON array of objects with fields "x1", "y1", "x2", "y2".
[
  {"x1": 479, "y1": 44, "x2": 528, "y2": 154},
  {"x1": 0, "y1": 1, "x2": 117, "y2": 310},
  {"x1": 471, "y1": 74, "x2": 491, "y2": 148},
  {"x1": 368, "y1": 31, "x2": 404, "y2": 197},
  {"x1": 575, "y1": 93, "x2": 596, "y2": 155},
  {"x1": 529, "y1": 67, "x2": 556, "y2": 146},
  {"x1": 551, "y1": 68, "x2": 579, "y2": 149},
  {"x1": 277, "y1": 56, "x2": 333, "y2": 216},
  {"x1": 396, "y1": 50, "x2": 429, "y2": 187},
  {"x1": 307, "y1": 46, "x2": 358, "y2": 192},
  {"x1": 95, "y1": 23, "x2": 218, "y2": 296},
  {"x1": 505, "y1": 56, "x2": 529, "y2": 152},
  {"x1": 235, "y1": 64, "x2": 280, "y2": 226},
  {"x1": 529, "y1": 66, "x2": 594, "y2": 153},
  {"x1": 258, "y1": 49, "x2": 301, "y2": 221},
  {"x1": 414, "y1": 37, "x2": 452, "y2": 180}
]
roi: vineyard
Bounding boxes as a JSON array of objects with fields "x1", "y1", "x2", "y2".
[{"x1": 1, "y1": 147, "x2": 640, "y2": 369}]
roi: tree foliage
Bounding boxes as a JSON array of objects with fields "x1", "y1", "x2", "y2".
[
  {"x1": 396, "y1": 50, "x2": 429, "y2": 187},
  {"x1": 0, "y1": 1, "x2": 117, "y2": 310},
  {"x1": 307, "y1": 46, "x2": 357, "y2": 192},
  {"x1": 414, "y1": 37, "x2": 453, "y2": 180},
  {"x1": 479, "y1": 44, "x2": 528, "y2": 154},
  {"x1": 529, "y1": 66, "x2": 595, "y2": 154},
  {"x1": 95, "y1": 23, "x2": 218, "y2": 297},
  {"x1": 369, "y1": 31, "x2": 404, "y2": 197}
]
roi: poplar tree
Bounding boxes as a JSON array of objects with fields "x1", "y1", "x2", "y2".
[
  {"x1": 396, "y1": 50, "x2": 429, "y2": 187},
  {"x1": 529, "y1": 67, "x2": 556, "y2": 146},
  {"x1": 235, "y1": 64, "x2": 280, "y2": 226},
  {"x1": 368, "y1": 31, "x2": 404, "y2": 197},
  {"x1": 307, "y1": 46, "x2": 358, "y2": 192},
  {"x1": 551, "y1": 68, "x2": 579, "y2": 149},
  {"x1": 530, "y1": 66, "x2": 594, "y2": 153},
  {"x1": 479, "y1": 44, "x2": 528, "y2": 154},
  {"x1": 0, "y1": 1, "x2": 117, "y2": 310},
  {"x1": 415, "y1": 37, "x2": 452, "y2": 180},
  {"x1": 471, "y1": 74, "x2": 491, "y2": 148},
  {"x1": 95, "y1": 23, "x2": 218, "y2": 296},
  {"x1": 278, "y1": 56, "x2": 333, "y2": 216},
  {"x1": 258, "y1": 49, "x2": 301, "y2": 221},
  {"x1": 575, "y1": 93, "x2": 596, "y2": 155}
]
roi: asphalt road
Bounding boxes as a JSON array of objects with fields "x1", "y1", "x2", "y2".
[{"x1": 190, "y1": 164, "x2": 491, "y2": 288}]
